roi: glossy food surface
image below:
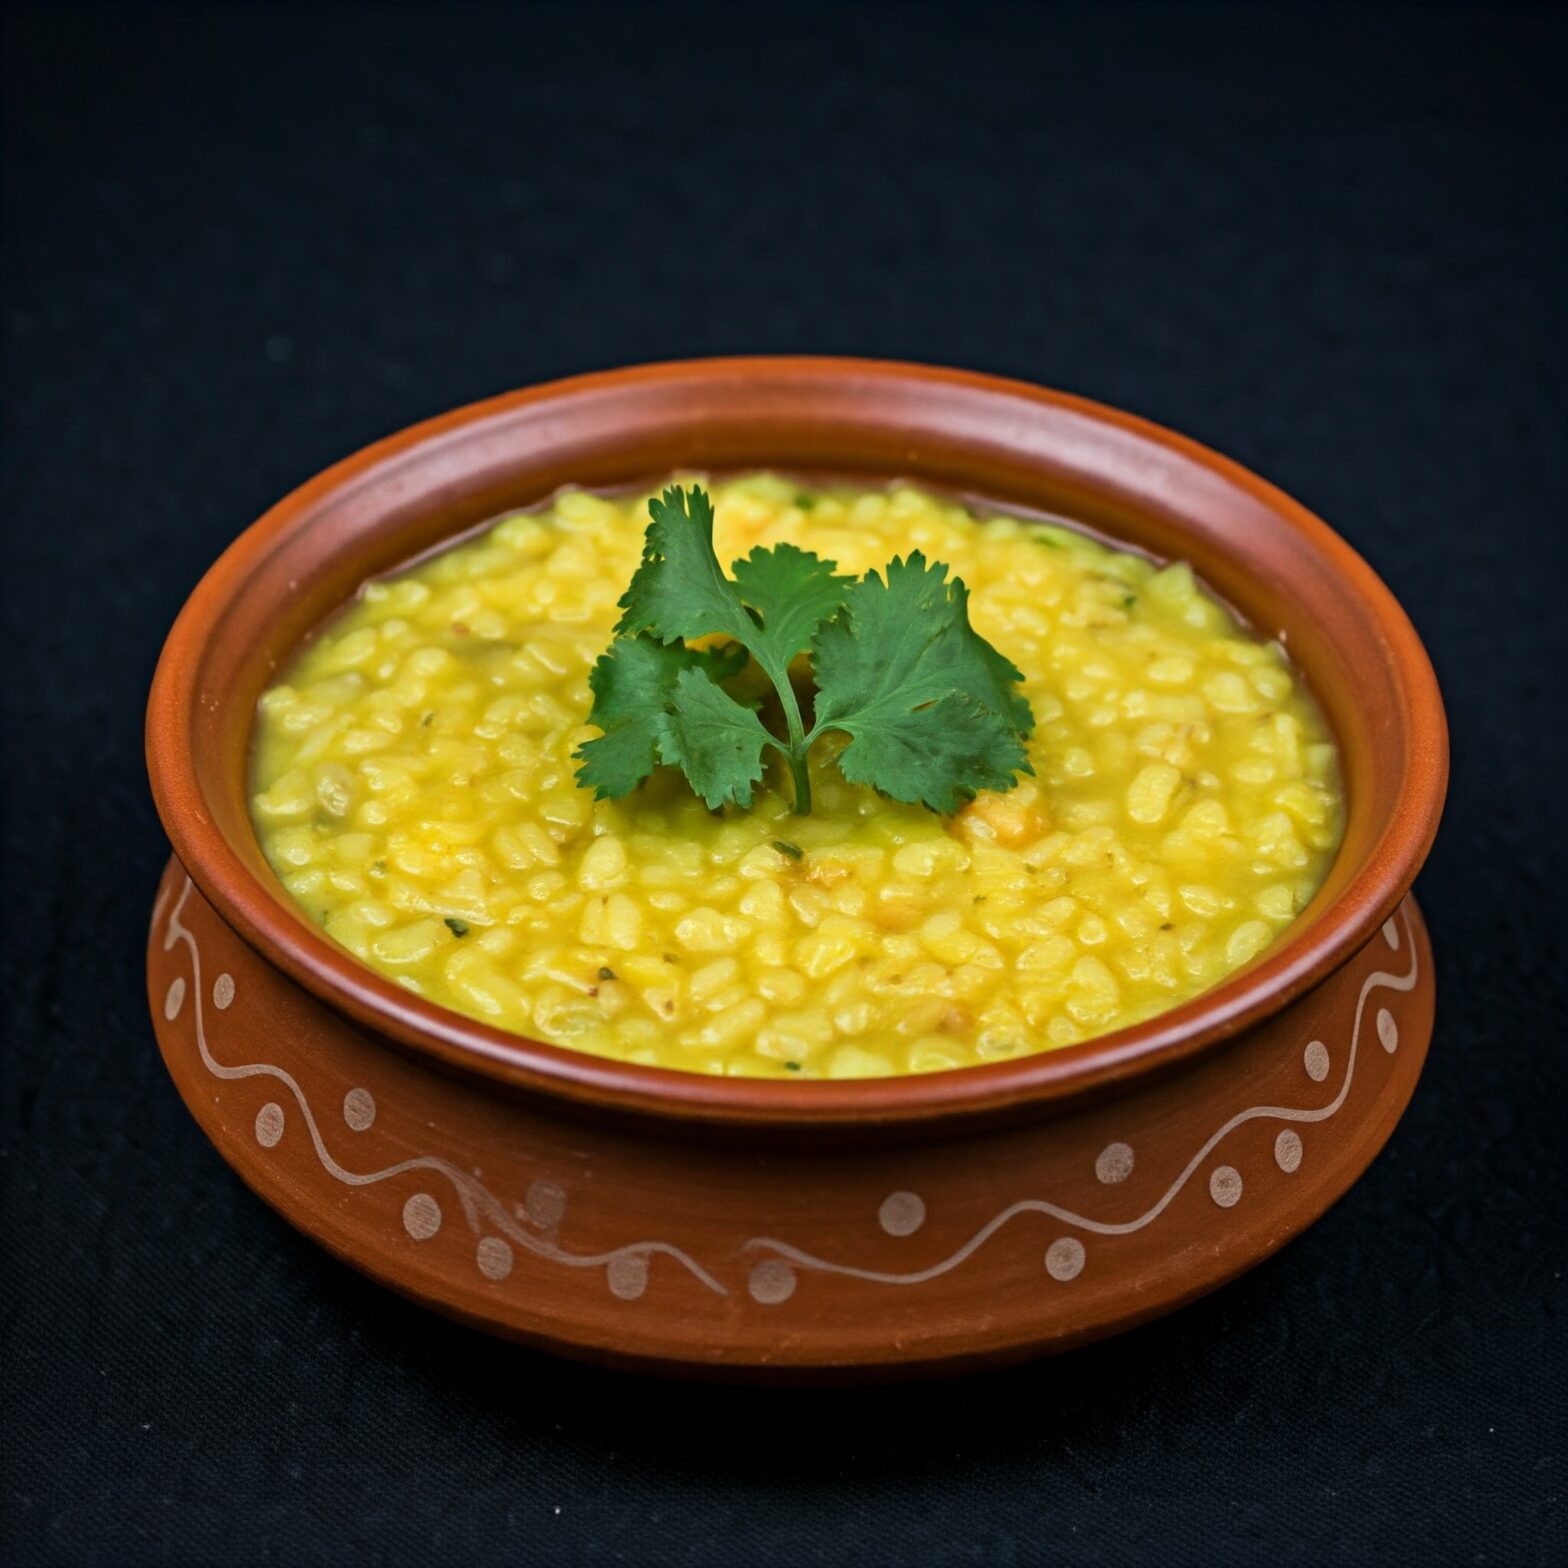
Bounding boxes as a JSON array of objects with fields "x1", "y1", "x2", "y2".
[{"x1": 251, "y1": 475, "x2": 1343, "y2": 1078}]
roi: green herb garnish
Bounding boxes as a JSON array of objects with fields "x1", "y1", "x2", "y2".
[
  {"x1": 443, "y1": 918, "x2": 469, "y2": 937},
  {"x1": 597, "y1": 966, "x2": 616, "y2": 981},
  {"x1": 773, "y1": 839, "x2": 804, "y2": 860},
  {"x1": 784, "y1": 1061, "x2": 802, "y2": 1071},
  {"x1": 574, "y1": 485, "x2": 1033, "y2": 815}
]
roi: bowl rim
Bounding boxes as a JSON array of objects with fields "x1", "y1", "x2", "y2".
[{"x1": 146, "y1": 356, "x2": 1448, "y2": 1131}]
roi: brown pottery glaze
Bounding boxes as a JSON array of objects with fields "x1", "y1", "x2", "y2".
[{"x1": 146, "y1": 358, "x2": 1447, "y2": 1378}]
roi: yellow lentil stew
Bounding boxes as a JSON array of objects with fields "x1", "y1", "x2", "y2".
[{"x1": 251, "y1": 474, "x2": 1344, "y2": 1079}]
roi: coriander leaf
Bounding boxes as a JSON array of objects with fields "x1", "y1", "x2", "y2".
[
  {"x1": 830, "y1": 690, "x2": 1026, "y2": 814},
  {"x1": 729, "y1": 542, "x2": 851, "y2": 669},
  {"x1": 612, "y1": 484, "x2": 845, "y2": 812},
  {"x1": 616, "y1": 484, "x2": 846, "y2": 675},
  {"x1": 584, "y1": 487, "x2": 1035, "y2": 818},
  {"x1": 615, "y1": 485, "x2": 755, "y2": 647},
  {"x1": 933, "y1": 570, "x2": 1035, "y2": 738},
  {"x1": 655, "y1": 666, "x2": 778, "y2": 809},
  {"x1": 809, "y1": 552, "x2": 1033, "y2": 812},
  {"x1": 573, "y1": 632, "x2": 744, "y2": 799}
]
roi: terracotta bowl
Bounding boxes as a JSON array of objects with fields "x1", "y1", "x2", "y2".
[{"x1": 145, "y1": 358, "x2": 1447, "y2": 1379}]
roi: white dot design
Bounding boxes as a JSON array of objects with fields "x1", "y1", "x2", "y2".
[
  {"x1": 1377, "y1": 1008, "x2": 1399, "y2": 1053},
  {"x1": 342, "y1": 1087, "x2": 376, "y2": 1132},
  {"x1": 526, "y1": 1181, "x2": 567, "y2": 1227},
  {"x1": 607, "y1": 1254, "x2": 649, "y2": 1300},
  {"x1": 1095, "y1": 1143, "x2": 1135, "y2": 1184},
  {"x1": 878, "y1": 1191, "x2": 926, "y2": 1237},
  {"x1": 162, "y1": 875, "x2": 1416, "y2": 1320},
  {"x1": 476, "y1": 1236, "x2": 513, "y2": 1281},
  {"x1": 157, "y1": 876, "x2": 750, "y2": 1314},
  {"x1": 748, "y1": 1259, "x2": 797, "y2": 1304},
  {"x1": 402, "y1": 1192, "x2": 442, "y2": 1241},
  {"x1": 1045, "y1": 1237, "x2": 1086, "y2": 1281},
  {"x1": 1304, "y1": 1040, "x2": 1330, "y2": 1082},
  {"x1": 254, "y1": 1102, "x2": 285, "y2": 1148},
  {"x1": 1209, "y1": 1165, "x2": 1243, "y2": 1208}
]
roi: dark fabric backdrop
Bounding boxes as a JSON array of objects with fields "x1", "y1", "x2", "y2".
[{"x1": 2, "y1": 3, "x2": 1564, "y2": 1564}]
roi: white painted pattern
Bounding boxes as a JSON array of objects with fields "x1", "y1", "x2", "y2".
[
  {"x1": 737, "y1": 908, "x2": 1417, "y2": 1300},
  {"x1": 162, "y1": 878, "x2": 728, "y2": 1299},
  {"x1": 161, "y1": 877, "x2": 1415, "y2": 1310}
]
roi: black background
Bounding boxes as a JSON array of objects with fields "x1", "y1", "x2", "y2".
[{"x1": 3, "y1": 3, "x2": 1564, "y2": 1563}]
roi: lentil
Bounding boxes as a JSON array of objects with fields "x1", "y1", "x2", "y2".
[{"x1": 252, "y1": 475, "x2": 1343, "y2": 1078}]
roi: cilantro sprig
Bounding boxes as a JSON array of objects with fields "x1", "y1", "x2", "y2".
[{"x1": 574, "y1": 484, "x2": 1034, "y2": 814}]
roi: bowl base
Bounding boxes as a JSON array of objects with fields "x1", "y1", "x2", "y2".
[{"x1": 148, "y1": 859, "x2": 1434, "y2": 1380}]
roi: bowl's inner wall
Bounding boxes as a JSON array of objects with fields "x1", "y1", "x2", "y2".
[{"x1": 200, "y1": 371, "x2": 1396, "y2": 956}]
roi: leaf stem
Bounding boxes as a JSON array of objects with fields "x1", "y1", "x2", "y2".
[
  {"x1": 785, "y1": 746, "x2": 812, "y2": 815},
  {"x1": 763, "y1": 657, "x2": 813, "y2": 815}
]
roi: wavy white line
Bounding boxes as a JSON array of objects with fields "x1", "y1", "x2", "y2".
[
  {"x1": 741, "y1": 907, "x2": 1417, "y2": 1286},
  {"x1": 160, "y1": 874, "x2": 1415, "y2": 1303},
  {"x1": 163, "y1": 878, "x2": 729, "y2": 1295}
]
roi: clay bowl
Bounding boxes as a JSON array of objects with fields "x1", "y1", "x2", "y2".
[{"x1": 145, "y1": 357, "x2": 1447, "y2": 1379}]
